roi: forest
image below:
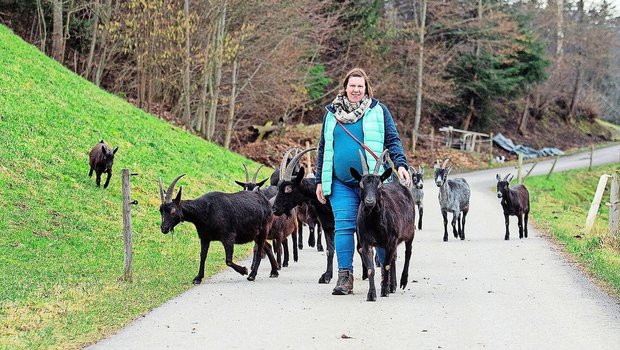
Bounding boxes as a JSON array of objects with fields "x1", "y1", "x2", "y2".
[{"x1": 1, "y1": 0, "x2": 618, "y2": 158}]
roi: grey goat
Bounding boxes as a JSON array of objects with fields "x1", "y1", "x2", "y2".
[
  {"x1": 434, "y1": 159, "x2": 470, "y2": 241},
  {"x1": 407, "y1": 166, "x2": 424, "y2": 230}
]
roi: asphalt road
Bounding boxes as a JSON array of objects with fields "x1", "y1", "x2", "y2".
[{"x1": 89, "y1": 144, "x2": 620, "y2": 350}]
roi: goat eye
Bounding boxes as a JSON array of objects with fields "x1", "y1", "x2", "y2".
[
  {"x1": 359, "y1": 182, "x2": 364, "y2": 189},
  {"x1": 285, "y1": 185, "x2": 292, "y2": 193},
  {"x1": 170, "y1": 208, "x2": 176, "y2": 215}
]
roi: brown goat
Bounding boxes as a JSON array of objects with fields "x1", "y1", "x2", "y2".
[
  {"x1": 496, "y1": 174, "x2": 530, "y2": 240},
  {"x1": 89, "y1": 140, "x2": 118, "y2": 189}
]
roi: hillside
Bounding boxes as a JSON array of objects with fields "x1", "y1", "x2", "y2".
[{"x1": 0, "y1": 25, "x2": 273, "y2": 349}]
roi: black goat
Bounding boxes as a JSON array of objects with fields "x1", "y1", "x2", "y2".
[
  {"x1": 351, "y1": 150, "x2": 416, "y2": 301},
  {"x1": 408, "y1": 166, "x2": 425, "y2": 230},
  {"x1": 271, "y1": 147, "x2": 336, "y2": 284},
  {"x1": 89, "y1": 140, "x2": 118, "y2": 189},
  {"x1": 159, "y1": 175, "x2": 278, "y2": 283},
  {"x1": 234, "y1": 164, "x2": 299, "y2": 267},
  {"x1": 297, "y1": 202, "x2": 324, "y2": 251},
  {"x1": 496, "y1": 173, "x2": 530, "y2": 240}
]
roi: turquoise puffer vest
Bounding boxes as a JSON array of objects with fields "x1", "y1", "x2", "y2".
[{"x1": 321, "y1": 104, "x2": 385, "y2": 196}]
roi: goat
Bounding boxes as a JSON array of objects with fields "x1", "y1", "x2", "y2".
[
  {"x1": 271, "y1": 147, "x2": 336, "y2": 284},
  {"x1": 434, "y1": 159, "x2": 471, "y2": 241},
  {"x1": 159, "y1": 174, "x2": 278, "y2": 283},
  {"x1": 89, "y1": 140, "x2": 118, "y2": 189},
  {"x1": 496, "y1": 173, "x2": 530, "y2": 240},
  {"x1": 297, "y1": 202, "x2": 324, "y2": 251},
  {"x1": 408, "y1": 166, "x2": 425, "y2": 230},
  {"x1": 234, "y1": 164, "x2": 299, "y2": 267},
  {"x1": 350, "y1": 150, "x2": 415, "y2": 301}
]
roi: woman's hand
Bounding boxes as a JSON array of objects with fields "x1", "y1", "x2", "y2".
[
  {"x1": 316, "y1": 183, "x2": 326, "y2": 204},
  {"x1": 398, "y1": 166, "x2": 411, "y2": 187}
]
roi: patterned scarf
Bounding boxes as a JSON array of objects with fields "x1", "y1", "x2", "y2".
[{"x1": 331, "y1": 94, "x2": 371, "y2": 124}]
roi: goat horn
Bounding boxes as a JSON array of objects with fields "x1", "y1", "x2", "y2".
[
  {"x1": 373, "y1": 150, "x2": 389, "y2": 175},
  {"x1": 252, "y1": 165, "x2": 264, "y2": 183},
  {"x1": 504, "y1": 173, "x2": 511, "y2": 182},
  {"x1": 158, "y1": 178, "x2": 166, "y2": 204},
  {"x1": 165, "y1": 174, "x2": 186, "y2": 203},
  {"x1": 279, "y1": 148, "x2": 297, "y2": 183},
  {"x1": 358, "y1": 150, "x2": 369, "y2": 175},
  {"x1": 242, "y1": 164, "x2": 250, "y2": 184},
  {"x1": 283, "y1": 147, "x2": 317, "y2": 181},
  {"x1": 442, "y1": 158, "x2": 450, "y2": 169}
]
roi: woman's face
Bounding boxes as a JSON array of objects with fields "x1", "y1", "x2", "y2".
[{"x1": 346, "y1": 76, "x2": 366, "y2": 103}]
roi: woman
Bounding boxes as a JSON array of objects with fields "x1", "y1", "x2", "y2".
[{"x1": 315, "y1": 67, "x2": 411, "y2": 295}]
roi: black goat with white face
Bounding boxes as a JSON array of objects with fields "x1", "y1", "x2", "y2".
[
  {"x1": 408, "y1": 166, "x2": 425, "y2": 230},
  {"x1": 496, "y1": 173, "x2": 530, "y2": 240},
  {"x1": 350, "y1": 150, "x2": 416, "y2": 302},
  {"x1": 159, "y1": 175, "x2": 278, "y2": 284},
  {"x1": 89, "y1": 140, "x2": 118, "y2": 189},
  {"x1": 271, "y1": 147, "x2": 336, "y2": 284}
]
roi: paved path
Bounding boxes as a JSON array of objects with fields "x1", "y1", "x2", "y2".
[{"x1": 90, "y1": 145, "x2": 620, "y2": 350}]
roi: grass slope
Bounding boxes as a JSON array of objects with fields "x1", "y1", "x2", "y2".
[
  {"x1": 526, "y1": 163, "x2": 620, "y2": 297},
  {"x1": 0, "y1": 25, "x2": 273, "y2": 349}
]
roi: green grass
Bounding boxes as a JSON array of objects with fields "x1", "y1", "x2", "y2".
[
  {"x1": 0, "y1": 25, "x2": 274, "y2": 349},
  {"x1": 525, "y1": 164, "x2": 620, "y2": 298}
]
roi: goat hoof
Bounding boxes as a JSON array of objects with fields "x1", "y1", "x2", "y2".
[
  {"x1": 241, "y1": 267, "x2": 249, "y2": 275},
  {"x1": 192, "y1": 279, "x2": 202, "y2": 285},
  {"x1": 282, "y1": 262, "x2": 288, "y2": 268},
  {"x1": 317, "y1": 246, "x2": 324, "y2": 252},
  {"x1": 367, "y1": 291, "x2": 377, "y2": 302},
  {"x1": 247, "y1": 275, "x2": 256, "y2": 281},
  {"x1": 318, "y1": 274, "x2": 331, "y2": 284},
  {"x1": 504, "y1": 236, "x2": 510, "y2": 240},
  {"x1": 270, "y1": 272, "x2": 279, "y2": 278},
  {"x1": 443, "y1": 237, "x2": 448, "y2": 242},
  {"x1": 380, "y1": 290, "x2": 389, "y2": 297},
  {"x1": 298, "y1": 245, "x2": 303, "y2": 250}
]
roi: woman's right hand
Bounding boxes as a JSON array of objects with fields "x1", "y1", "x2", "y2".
[{"x1": 316, "y1": 184, "x2": 326, "y2": 204}]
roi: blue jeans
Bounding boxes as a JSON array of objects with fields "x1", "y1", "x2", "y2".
[{"x1": 330, "y1": 178, "x2": 385, "y2": 272}]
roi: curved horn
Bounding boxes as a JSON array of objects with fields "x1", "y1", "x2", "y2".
[
  {"x1": 504, "y1": 173, "x2": 512, "y2": 182},
  {"x1": 373, "y1": 150, "x2": 389, "y2": 175},
  {"x1": 252, "y1": 165, "x2": 264, "y2": 183},
  {"x1": 158, "y1": 178, "x2": 165, "y2": 204},
  {"x1": 358, "y1": 150, "x2": 369, "y2": 175},
  {"x1": 279, "y1": 148, "x2": 297, "y2": 182},
  {"x1": 442, "y1": 158, "x2": 450, "y2": 169},
  {"x1": 283, "y1": 147, "x2": 317, "y2": 181},
  {"x1": 242, "y1": 164, "x2": 250, "y2": 183},
  {"x1": 165, "y1": 174, "x2": 186, "y2": 203}
]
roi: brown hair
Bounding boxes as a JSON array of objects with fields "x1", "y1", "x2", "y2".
[{"x1": 339, "y1": 67, "x2": 374, "y2": 98}]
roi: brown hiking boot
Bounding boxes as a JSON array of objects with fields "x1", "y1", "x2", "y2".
[{"x1": 332, "y1": 270, "x2": 354, "y2": 295}]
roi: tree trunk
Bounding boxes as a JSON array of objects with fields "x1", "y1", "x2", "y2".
[
  {"x1": 224, "y1": 57, "x2": 238, "y2": 149},
  {"x1": 567, "y1": 60, "x2": 581, "y2": 123},
  {"x1": 50, "y1": 0, "x2": 64, "y2": 62},
  {"x1": 411, "y1": 0, "x2": 427, "y2": 155},
  {"x1": 518, "y1": 95, "x2": 530, "y2": 135},
  {"x1": 555, "y1": 0, "x2": 564, "y2": 60},
  {"x1": 207, "y1": 2, "x2": 226, "y2": 141},
  {"x1": 85, "y1": 0, "x2": 101, "y2": 79},
  {"x1": 36, "y1": 0, "x2": 47, "y2": 53},
  {"x1": 461, "y1": 0, "x2": 482, "y2": 131},
  {"x1": 94, "y1": 0, "x2": 112, "y2": 87},
  {"x1": 182, "y1": 0, "x2": 192, "y2": 129}
]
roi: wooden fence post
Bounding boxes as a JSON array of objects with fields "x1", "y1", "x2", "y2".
[
  {"x1": 523, "y1": 162, "x2": 538, "y2": 182},
  {"x1": 585, "y1": 174, "x2": 610, "y2": 235},
  {"x1": 589, "y1": 144, "x2": 594, "y2": 172},
  {"x1": 517, "y1": 153, "x2": 523, "y2": 184},
  {"x1": 121, "y1": 169, "x2": 138, "y2": 282},
  {"x1": 610, "y1": 171, "x2": 619, "y2": 236},
  {"x1": 488, "y1": 132, "x2": 494, "y2": 165},
  {"x1": 547, "y1": 155, "x2": 560, "y2": 179}
]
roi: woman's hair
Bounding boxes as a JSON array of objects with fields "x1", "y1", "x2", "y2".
[{"x1": 339, "y1": 67, "x2": 374, "y2": 98}]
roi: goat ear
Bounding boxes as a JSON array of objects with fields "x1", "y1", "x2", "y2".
[
  {"x1": 507, "y1": 174, "x2": 514, "y2": 183},
  {"x1": 380, "y1": 167, "x2": 392, "y2": 182},
  {"x1": 446, "y1": 166, "x2": 452, "y2": 175},
  {"x1": 496, "y1": 174, "x2": 501, "y2": 181},
  {"x1": 235, "y1": 180, "x2": 246, "y2": 189},
  {"x1": 174, "y1": 187, "x2": 183, "y2": 203},
  {"x1": 350, "y1": 167, "x2": 362, "y2": 181},
  {"x1": 256, "y1": 178, "x2": 268, "y2": 188},
  {"x1": 293, "y1": 167, "x2": 305, "y2": 184},
  {"x1": 113, "y1": 146, "x2": 118, "y2": 155}
]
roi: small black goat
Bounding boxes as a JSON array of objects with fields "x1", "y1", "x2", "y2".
[
  {"x1": 89, "y1": 140, "x2": 118, "y2": 189},
  {"x1": 434, "y1": 159, "x2": 471, "y2": 241},
  {"x1": 159, "y1": 175, "x2": 278, "y2": 283},
  {"x1": 351, "y1": 150, "x2": 416, "y2": 301},
  {"x1": 408, "y1": 166, "x2": 425, "y2": 230},
  {"x1": 496, "y1": 173, "x2": 530, "y2": 240},
  {"x1": 272, "y1": 147, "x2": 336, "y2": 284},
  {"x1": 297, "y1": 202, "x2": 323, "y2": 251}
]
